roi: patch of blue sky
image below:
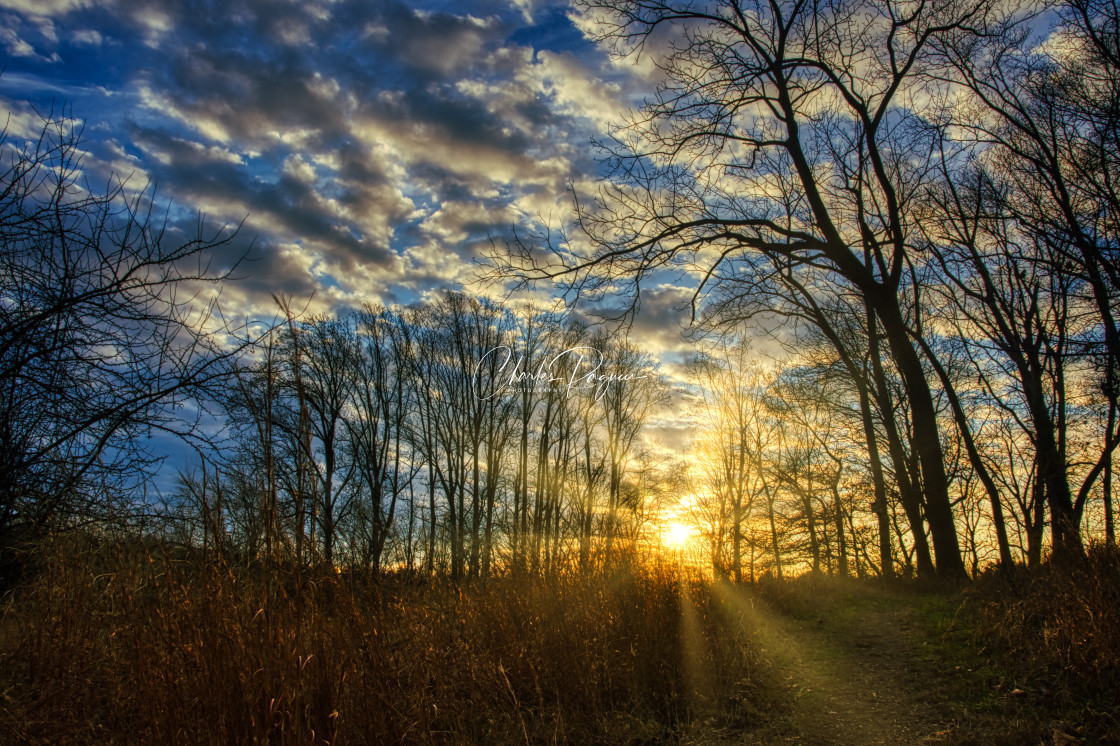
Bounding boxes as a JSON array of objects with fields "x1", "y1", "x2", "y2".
[{"x1": 509, "y1": 4, "x2": 589, "y2": 54}]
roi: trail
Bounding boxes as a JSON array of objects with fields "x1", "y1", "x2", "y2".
[{"x1": 688, "y1": 583, "x2": 954, "y2": 746}]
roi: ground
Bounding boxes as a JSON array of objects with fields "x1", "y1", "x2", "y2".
[{"x1": 680, "y1": 580, "x2": 1061, "y2": 746}]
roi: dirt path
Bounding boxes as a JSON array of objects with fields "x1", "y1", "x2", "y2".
[{"x1": 692, "y1": 584, "x2": 955, "y2": 745}]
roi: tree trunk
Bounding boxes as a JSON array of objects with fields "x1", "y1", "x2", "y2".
[{"x1": 874, "y1": 300, "x2": 966, "y2": 578}]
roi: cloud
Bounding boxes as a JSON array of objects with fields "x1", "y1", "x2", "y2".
[
  {"x1": 0, "y1": 0, "x2": 655, "y2": 321},
  {"x1": 0, "y1": 71, "x2": 110, "y2": 98},
  {"x1": 70, "y1": 27, "x2": 103, "y2": 44},
  {"x1": 621, "y1": 283, "x2": 699, "y2": 356},
  {"x1": 0, "y1": 0, "x2": 88, "y2": 17},
  {"x1": 368, "y1": 5, "x2": 505, "y2": 78},
  {"x1": 521, "y1": 50, "x2": 626, "y2": 131},
  {"x1": 0, "y1": 26, "x2": 37, "y2": 56},
  {"x1": 0, "y1": 12, "x2": 65, "y2": 61},
  {"x1": 0, "y1": 101, "x2": 63, "y2": 140}
]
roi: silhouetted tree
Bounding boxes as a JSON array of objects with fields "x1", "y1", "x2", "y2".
[{"x1": 0, "y1": 109, "x2": 245, "y2": 543}]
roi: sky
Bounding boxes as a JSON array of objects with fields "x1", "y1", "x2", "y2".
[
  {"x1": 0, "y1": 0, "x2": 707, "y2": 468},
  {"x1": 0, "y1": 0, "x2": 696, "y2": 328}
]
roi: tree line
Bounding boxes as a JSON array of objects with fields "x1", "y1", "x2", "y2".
[
  {"x1": 169, "y1": 296, "x2": 669, "y2": 578},
  {"x1": 0, "y1": 109, "x2": 661, "y2": 579},
  {"x1": 4, "y1": 0, "x2": 1119, "y2": 582},
  {"x1": 495, "y1": 0, "x2": 1120, "y2": 578}
]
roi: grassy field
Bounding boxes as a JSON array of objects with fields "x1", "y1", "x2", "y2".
[
  {"x1": 1, "y1": 540, "x2": 1117, "y2": 744},
  {"x1": 0, "y1": 541, "x2": 775, "y2": 744}
]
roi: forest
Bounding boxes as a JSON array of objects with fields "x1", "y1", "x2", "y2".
[{"x1": 1, "y1": 0, "x2": 1119, "y2": 743}]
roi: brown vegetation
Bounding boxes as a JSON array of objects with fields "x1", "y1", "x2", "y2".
[
  {"x1": 0, "y1": 539, "x2": 773, "y2": 745},
  {"x1": 4, "y1": 538, "x2": 1120, "y2": 744},
  {"x1": 965, "y1": 547, "x2": 1120, "y2": 738}
]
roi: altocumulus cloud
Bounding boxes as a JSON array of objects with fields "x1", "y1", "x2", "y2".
[{"x1": 0, "y1": 0, "x2": 652, "y2": 315}]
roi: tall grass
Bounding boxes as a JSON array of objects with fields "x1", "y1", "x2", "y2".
[
  {"x1": 0, "y1": 539, "x2": 770, "y2": 744},
  {"x1": 971, "y1": 546, "x2": 1120, "y2": 705}
]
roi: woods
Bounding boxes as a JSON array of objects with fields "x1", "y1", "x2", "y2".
[
  {"x1": 2, "y1": 0, "x2": 1120, "y2": 743},
  {"x1": 167, "y1": 297, "x2": 668, "y2": 579},
  {"x1": 495, "y1": 0, "x2": 1120, "y2": 577},
  {"x1": 0, "y1": 0, "x2": 1117, "y2": 588}
]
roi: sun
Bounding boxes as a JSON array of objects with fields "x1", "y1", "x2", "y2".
[{"x1": 665, "y1": 520, "x2": 692, "y2": 549}]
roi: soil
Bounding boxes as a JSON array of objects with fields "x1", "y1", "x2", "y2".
[{"x1": 681, "y1": 583, "x2": 1047, "y2": 746}]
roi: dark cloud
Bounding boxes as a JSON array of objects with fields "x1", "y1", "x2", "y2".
[
  {"x1": 126, "y1": 126, "x2": 404, "y2": 272},
  {"x1": 141, "y1": 48, "x2": 349, "y2": 147},
  {"x1": 381, "y1": 83, "x2": 537, "y2": 156},
  {"x1": 580, "y1": 283, "x2": 697, "y2": 358},
  {"x1": 367, "y1": 2, "x2": 508, "y2": 80}
]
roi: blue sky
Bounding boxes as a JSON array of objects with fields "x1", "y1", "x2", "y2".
[
  {"x1": 0, "y1": 0, "x2": 707, "y2": 484},
  {"x1": 0, "y1": 0, "x2": 702, "y2": 331}
]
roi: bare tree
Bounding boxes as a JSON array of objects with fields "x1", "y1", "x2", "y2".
[
  {"x1": 530, "y1": 323, "x2": 586, "y2": 575},
  {"x1": 0, "y1": 108, "x2": 247, "y2": 543},
  {"x1": 406, "y1": 298, "x2": 470, "y2": 579},
  {"x1": 491, "y1": 0, "x2": 1018, "y2": 576},
  {"x1": 600, "y1": 339, "x2": 666, "y2": 566},
  {"x1": 293, "y1": 316, "x2": 357, "y2": 565},
  {"x1": 574, "y1": 369, "x2": 609, "y2": 572},
  {"x1": 706, "y1": 274, "x2": 904, "y2": 576},
  {"x1": 688, "y1": 335, "x2": 771, "y2": 582},
  {"x1": 346, "y1": 306, "x2": 418, "y2": 574},
  {"x1": 226, "y1": 329, "x2": 284, "y2": 563},
  {"x1": 505, "y1": 305, "x2": 555, "y2": 573},
  {"x1": 769, "y1": 367, "x2": 855, "y2": 576}
]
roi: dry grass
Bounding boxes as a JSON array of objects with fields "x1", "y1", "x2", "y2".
[
  {"x1": 0, "y1": 539, "x2": 771, "y2": 744},
  {"x1": 12, "y1": 537, "x2": 1117, "y2": 744},
  {"x1": 968, "y1": 546, "x2": 1120, "y2": 732}
]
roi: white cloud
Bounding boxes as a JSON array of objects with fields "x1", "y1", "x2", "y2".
[
  {"x1": 71, "y1": 28, "x2": 103, "y2": 45},
  {"x1": 522, "y1": 50, "x2": 625, "y2": 131},
  {"x1": 0, "y1": 0, "x2": 89, "y2": 17},
  {"x1": 0, "y1": 27, "x2": 36, "y2": 57},
  {"x1": 282, "y1": 153, "x2": 317, "y2": 184},
  {"x1": 136, "y1": 84, "x2": 249, "y2": 145},
  {"x1": 353, "y1": 112, "x2": 569, "y2": 192},
  {"x1": 508, "y1": 0, "x2": 536, "y2": 24}
]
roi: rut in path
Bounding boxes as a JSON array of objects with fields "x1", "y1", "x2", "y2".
[{"x1": 684, "y1": 582, "x2": 954, "y2": 746}]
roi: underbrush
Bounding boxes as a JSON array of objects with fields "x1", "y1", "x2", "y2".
[
  {"x1": 0, "y1": 539, "x2": 770, "y2": 744},
  {"x1": 964, "y1": 545, "x2": 1120, "y2": 741},
  {"x1": 11, "y1": 539, "x2": 1115, "y2": 743}
]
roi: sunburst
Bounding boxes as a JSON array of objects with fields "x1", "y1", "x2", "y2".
[{"x1": 665, "y1": 520, "x2": 692, "y2": 549}]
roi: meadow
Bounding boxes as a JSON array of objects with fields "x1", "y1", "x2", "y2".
[{"x1": 2, "y1": 539, "x2": 1118, "y2": 744}]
